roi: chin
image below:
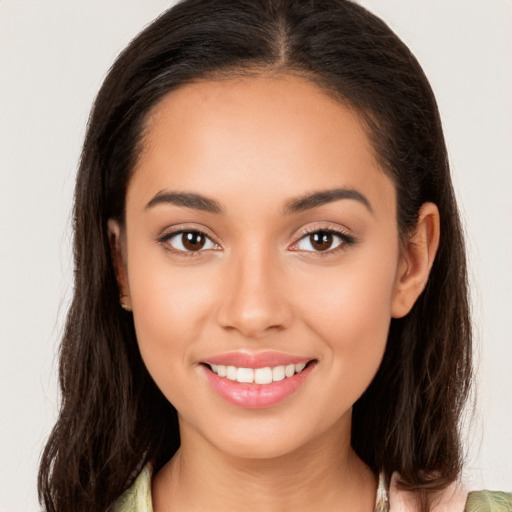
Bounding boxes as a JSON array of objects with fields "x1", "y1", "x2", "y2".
[
  {"x1": 178, "y1": 409, "x2": 312, "y2": 460},
  {"x1": 213, "y1": 431, "x2": 307, "y2": 460},
  {"x1": 189, "y1": 407, "x2": 346, "y2": 462}
]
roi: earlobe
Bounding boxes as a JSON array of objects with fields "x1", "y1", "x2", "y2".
[
  {"x1": 391, "y1": 202, "x2": 440, "y2": 318},
  {"x1": 107, "y1": 219, "x2": 132, "y2": 310}
]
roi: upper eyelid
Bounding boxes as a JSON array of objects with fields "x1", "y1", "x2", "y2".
[
  {"x1": 298, "y1": 225, "x2": 348, "y2": 236},
  {"x1": 293, "y1": 224, "x2": 353, "y2": 241},
  {"x1": 158, "y1": 224, "x2": 219, "y2": 242}
]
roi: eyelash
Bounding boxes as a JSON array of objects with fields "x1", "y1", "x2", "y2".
[
  {"x1": 157, "y1": 226, "x2": 356, "y2": 257},
  {"x1": 290, "y1": 226, "x2": 356, "y2": 256},
  {"x1": 157, "y1": 226, "x2": 220, "y2": 258}
]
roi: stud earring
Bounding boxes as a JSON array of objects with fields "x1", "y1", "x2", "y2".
[{"x1": 120, "y1": 296, "x2": 132, "y2": 312}]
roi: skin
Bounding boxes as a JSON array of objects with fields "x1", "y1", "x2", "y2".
[{"x1": 110, "y1": 75, "x2": 440, "y2": 512}]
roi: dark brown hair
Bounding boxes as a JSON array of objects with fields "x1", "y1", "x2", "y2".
[{"x1": 39, "y1": 1, "x2": 472, "y2": 511}]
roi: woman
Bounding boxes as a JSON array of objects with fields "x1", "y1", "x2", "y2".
[{"x1": 38, "y1": 0, "x2": 511, "y2": 511}]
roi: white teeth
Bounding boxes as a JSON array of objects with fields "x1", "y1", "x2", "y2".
[
  {"x1": 285, "y1": 364, "x2": 295, "y2": 378},
  {"x1": 236, "y1": 367, "x2": 254, "y2": 383},
  {"x1": 254, "y1": 367, "x2": 273, "y2": 384},
  {"x1": 226, "y1": 366, "x2": 237, "y2": 380},
  {"x1": 295, "y1": 362, "x2": 306, "y2": 373},
  {"x1": 209, "y1": 361, "x2": 310, "y2": 384},
  {"x1": 272, "y1": 365, "x2": 285, "y2": 382}
]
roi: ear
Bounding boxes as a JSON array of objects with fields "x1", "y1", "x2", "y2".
[
  {"x1": 391, "y1": 202, "x2": 440, "y2": 318},
  {"x1": 108, "y1": 219, "x2": 132, "y2": 310}
]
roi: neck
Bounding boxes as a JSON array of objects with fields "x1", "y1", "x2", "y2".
[{"x1": 152, "y1": 417, "x2": 377, "y2": 512}]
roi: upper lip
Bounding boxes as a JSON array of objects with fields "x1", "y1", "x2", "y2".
[{"x1": 202, "y1": 351, "x2": 313, "y2": 369}]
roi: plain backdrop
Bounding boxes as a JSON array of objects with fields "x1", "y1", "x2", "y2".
[{"x1": 0, "y1": 1, "x2": 511, "y2": 510}]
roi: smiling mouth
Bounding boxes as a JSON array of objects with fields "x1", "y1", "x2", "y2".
[{"x1": 203, "y1": 360, "x2": 315, "y2": 385}]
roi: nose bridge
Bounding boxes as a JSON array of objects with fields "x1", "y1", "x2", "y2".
[{"x1": 217, "y1": 241, "x2": 290, "y2": 338}]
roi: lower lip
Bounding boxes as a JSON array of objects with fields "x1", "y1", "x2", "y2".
[{"x1": 201, "y1": 363, "x2": 315, "y2": 409}]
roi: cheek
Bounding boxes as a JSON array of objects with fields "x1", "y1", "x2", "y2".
[
  {"x1": 293, "y1": 246, "x2": 399, "y2": 387},
  {"x1": 300, "y1": 249, "x2": 397, "y2": 324},
  {"x1": 127, "y1": 251, "x2": 215, "y2": 383}
]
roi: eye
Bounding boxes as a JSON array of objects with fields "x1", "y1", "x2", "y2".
[
  {"x1": 161, "y1": 230, "x2": 218, "y2": 253},
  {"x1": 294, "y1": 229, "x2": 352, "y2": 253}
]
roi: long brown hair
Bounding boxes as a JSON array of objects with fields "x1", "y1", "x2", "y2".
[{"x1": 39, "y1": 1, "x2": 472, "y2": 511}]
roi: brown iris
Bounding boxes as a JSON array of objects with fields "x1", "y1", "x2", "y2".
[
  {"x1": 310, "y1": 231, "x2": 334, "y2": 251},
  {"x1": 182, "y1": 231, "x2": 206, "y2": 251}
]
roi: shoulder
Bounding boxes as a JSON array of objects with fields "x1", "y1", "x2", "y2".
[
  {"x1": 389, "y1": 474, "x2": 512, "y2": 512},
  {"x1": 109, "y1": 464, "x2": 153, "y2": 512},
  {"x1": 464, "y1": 490, "x2": 512, "y2": 512}
]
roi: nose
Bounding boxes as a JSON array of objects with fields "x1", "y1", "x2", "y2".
[{"x1": 216, "y1": 248, "x2": 293, "y2": 339}]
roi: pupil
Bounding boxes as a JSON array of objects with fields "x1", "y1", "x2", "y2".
[
  {"x1": 183, "y1": 232, "x2": 205, "y2": 251},
  {"x1": 311, "y1": 232, "x2": 333, "y2": 251}
]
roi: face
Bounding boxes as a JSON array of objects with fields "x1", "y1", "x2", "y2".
[{"x1": 112, "y1": 75, "x2": 412, "y2": 459}]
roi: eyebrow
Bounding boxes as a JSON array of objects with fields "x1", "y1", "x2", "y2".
[
  {"x1": 284, "y1": 188, "x2": 373, "y2": 214},
  {"x1": 145, "y1": 187, "x2": 373, "y2": 216},
  {"x1": 145, "y1": 191, "x2": 223, "y2": 214}
]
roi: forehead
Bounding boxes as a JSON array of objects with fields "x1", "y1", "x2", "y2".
[{"x1": 129, "y1": 75, "x2": 395, "y2": 216}]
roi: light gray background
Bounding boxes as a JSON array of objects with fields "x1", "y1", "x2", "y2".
[{"x1": 0, "y1": 1, "x2": 511, "y2": 510}]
